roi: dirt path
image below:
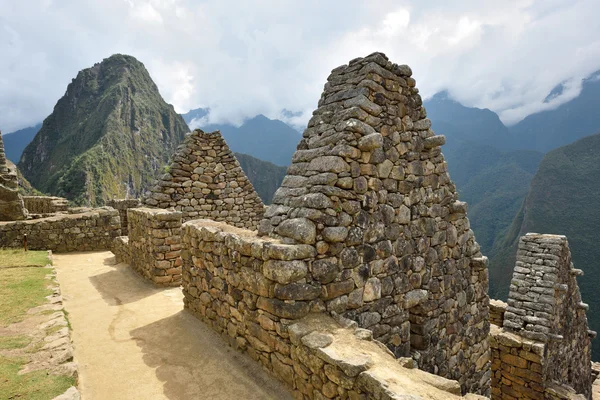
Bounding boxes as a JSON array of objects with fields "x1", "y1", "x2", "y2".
[{"x1": 53, "y1": 251, "x2": 292, "y2": 400}]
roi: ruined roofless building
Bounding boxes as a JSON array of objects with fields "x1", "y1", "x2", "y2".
[
  {"x1": 258, "y1": 52, "x2": 490, "y2": 395},
  {"x1": 0, "y1": 131, "x2": 27, "y2": 221},
  {"x1": 143, "y1": 129, "x2": 265, "y2": 229}
]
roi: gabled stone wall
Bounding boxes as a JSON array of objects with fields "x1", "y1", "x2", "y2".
[
  {"x1": 258, "y1": 52, "x2": 490, "y2": 395},
  {"x1": 493, "y1": 233, "x2": 593, "y2": 399},
  {"x1": 143, "y1": 129, "x2": 265, "y2": 230}
]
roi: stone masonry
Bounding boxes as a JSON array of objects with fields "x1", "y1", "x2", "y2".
[
  {"x1": 113, "y1": 208, "x2": 182, "y2": 287},
  {"x1": 181, "y1": 219, "x2": 487, "y2": 400},
  {"x1": 491, "y1": 233, "x2": 594, "y2": 399},
  {"x1": 23, "y1": 196, "x2": 69, "y2": 214},
  {"x1": 257, "y1": 52, "x2": 490, "y2": 395},
  {"x1": 106, "y1": 198, "x2": 141, "y2": 235},
  {"x1": 143, "y1": 129, "x2": 265, "y2": 229},
  {"x1": 0, "y1": 132, "x2": 27, "y2": 220},
  {"x1": 0, "y1": 208, "x2": 120, "y2": 251}
]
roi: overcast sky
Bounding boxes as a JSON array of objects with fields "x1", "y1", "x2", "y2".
[{"x1": 2, "y1": 0, "x2": 600, "y2": 133}]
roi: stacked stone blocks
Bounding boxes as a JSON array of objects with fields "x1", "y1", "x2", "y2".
[
  {"x1": 257, "y1": 52, "x2": 490, "y2": 395},
  {"x1": 489, "y1": 233, "x2": 593, "y2": 399},
  {"x1": 113, "y1": 207, "x2": 182, "y2": 286},
  {"x1": 106, "y1": 198, "x2": 141, "y2": 235},
  {"x1": 181, "y1": 219, "x2": 485, "y2": 400},
  {"x1": 143, "y1": 129, "x2": 265, "y2": 230},
  {"x1": 0, "y1": 208, "x2": 120, "y2": 251},
  {"x1": 23, "y1": 196, "x2": 69, "y2": 214}
]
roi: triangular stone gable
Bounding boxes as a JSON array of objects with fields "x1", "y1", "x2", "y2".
[
  {"x1": 504, "y1": 233, "x2": 593, "y2": 397},
  {"x1": 143, "y1": 129, "x2": 265, "y2": 230},
  {"x1": 258, "y1": 53, "x2": 490, "y2": 395},
  {"x1": 0, "y1": 132, "x2": 27, "y2": 220}
]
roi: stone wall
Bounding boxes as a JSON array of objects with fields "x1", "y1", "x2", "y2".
[
  {"x1": 0, "y1": 208, "x2": 120, "y2": 251},
  {"x1": 489, "y1": 299, "x2": 507, "y2": 327},
  {"x1": 113, "y1": 207, "x2": 182, "y2": 286},
  {"x1": 181, "y1": 219, "x2": 486, "y2": 400},
  {"x1": 257, "y1": 52, "x2": 490, "y2": 395},
  {"x1": 0, "y1": 132, "x2": 27, "y2": 221},
  {"x1": 489, "y1": 233, "x2": 593, "y2": 399},
  {"x1": 22, "y1": 196, "x2": 69, "y2": 214},
  {"x1": 106, "y1": 199, "x2": 141, "y2": 235},
  {"x1": 143, "y1": 129, "x2": 265, "y2": 230}
]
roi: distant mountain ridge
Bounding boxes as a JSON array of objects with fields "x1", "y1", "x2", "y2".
[
  {"x1": 18, "y1": 54, "x2": 190, "y2": 205},
  {"x1": 489, "y1": 132, "x2": 600, "y2": 359},
  {"x1": 2, "y1": 123, "x2": 42, "y2": 163},
  {"x1": 182, "y1": 111, "x2": 299, "y2": 166}
]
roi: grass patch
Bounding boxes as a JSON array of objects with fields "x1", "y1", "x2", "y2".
[
  {"x1": 0, "y1": 249, "x2": 50, "y2": 268},
  {"x1": 0, "y1": 335, "x2": 31, "y2": 350},
  {"x1": 0, "y1": 356, "x2": 75, "y2": 400},
  {"x1": 0, "y1": 267, "x2": 52, "y2": 326}
]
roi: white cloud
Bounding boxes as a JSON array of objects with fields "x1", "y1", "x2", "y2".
[{"x1": 1, "y1": 0, "x2": 600, "y2": 133}]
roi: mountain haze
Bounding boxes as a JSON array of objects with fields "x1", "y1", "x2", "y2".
[
  {"x1": 2, "y1": 124, "x2": 42, "y2": 163},
  {"x1": 18, "y1": 54, "x2": 189, "y2": 205},
  {"x1": 489, "y1": 132, "x2": 600, "y2": 358},
  {"x1": 183, "y1": 111, "x2": 299, "y2": 166},
  {"x1": 509, "y1": 71, "x2": 600, "y2": 152}
]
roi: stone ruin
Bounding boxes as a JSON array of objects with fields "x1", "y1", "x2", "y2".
[
  {"x1": 258, "y1": 52, "x2": 490, "y2": 394},
  {"x1": 143, "y1": 129, "x2": 265, "y2": 229},
  {"x1": 490, "y1": 233, "x2": 594, "y2": 399},
  {"x1": 1, "y1": 52, "x2": 596, "y2": 400},
  {"x1": 0, "y1": 132, "x2": 27, "y2": 220}
]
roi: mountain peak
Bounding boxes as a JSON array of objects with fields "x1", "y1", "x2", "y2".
[{"x1": 18, "y1": 55, "x2": 189, "y2": 205}]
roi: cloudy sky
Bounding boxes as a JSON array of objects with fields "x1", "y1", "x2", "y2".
[{"x1": 1, "y1": 0, "x2": 600, "y2": 133}]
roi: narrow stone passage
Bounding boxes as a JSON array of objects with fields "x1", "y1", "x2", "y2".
[{"x1": 53, "y1": 251, "x2": 292, "y2": 400}]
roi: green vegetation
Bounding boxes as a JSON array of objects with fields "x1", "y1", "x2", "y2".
[
  {"x1": 234, "y1": 152, "x2": 287, "y2": 203},
  {"x1": 443, "y1": 141, "x2": 544, "y2": 265},
  {"x1": 0, "y1": 249, "x2": 50, "y2": 268},
  {"x1": 0, "y1": 251, "x2": 75, "y2": 399},
  {"x1": 0, "y1": 335, "x2": 31, "y2": 350},
  {"x1": 491, "y1": 132, "x2": 600, "y2": 358},
  {"x1": 0, "y1": 266, "x2": 52, "y2": 326},
  {"x1": 18, "y1": 54, "x2": 189, "y2": 206},
  {"x1": 0, "y1": 356, "x2": 75, "y2": 400}
]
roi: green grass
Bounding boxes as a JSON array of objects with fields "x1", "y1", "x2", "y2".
[
  {"x1": 0, "y1": 267, "x2": 53, "y2": 326},
  {"x1": 0, "y1": 249, "x2": 50, "y2": 268},
  {"x1": 0, "y1": 356, "x2": 75, "y2": 400},
  {"x1": 0, "y1": 335, "x2": 31, "y2": 350}
]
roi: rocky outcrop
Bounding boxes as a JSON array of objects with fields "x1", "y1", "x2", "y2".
[
  {"x1": 0, "y1": 132, "x2": 27, "y2": 220},
  {"x1": 143, "y1": 129, "x2": 265, "y2": 229},
  {"x1": 258, "y1": 52, "x2": 490, "y2": 395}
]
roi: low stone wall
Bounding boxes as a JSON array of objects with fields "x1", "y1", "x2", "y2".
[
  {"x1": 489, "y1": 299, "x2": 507, "y2": 327},
  {"x1": 22, "y1": 196, "x2": 69, "y2": 214},
  {"x1": 181, "y1": 219, "x2": 485, "y2": 400},
  {"x1": 0, "y1": 208, "x2": 120, "y2": 252},
  {"x1": 106, "y1": 199, "x2": 141, "y2": 235},
  {"x1": 113, "y1": 207, "x2": 182, "y2": 286},
  {"x1": 490, "y1": 325, "x2": 545, "y2": 399}
]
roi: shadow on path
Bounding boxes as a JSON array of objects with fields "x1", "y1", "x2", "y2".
[
  {"x1": 89, "y1": 261, "x2": 159, "y2": 306},
  {"x1": 130, "y1": 310, "x2": 292, "y2": 400}
]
